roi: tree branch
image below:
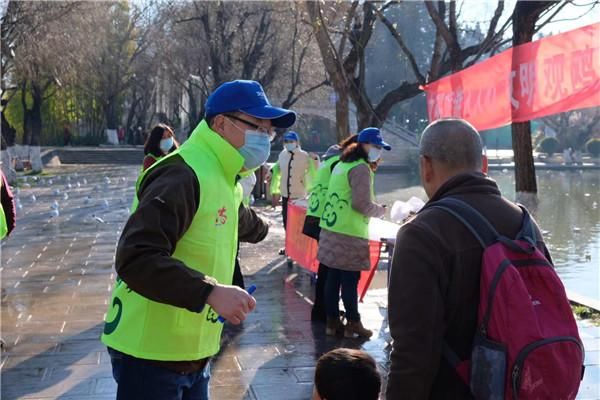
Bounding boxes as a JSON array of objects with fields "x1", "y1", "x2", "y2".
[
  {"x1": 373, "y1": 6, "x2": 425, "y2": 83},
  {"x1": 283, "y1": 79, "x2": 329, "y2": 109},
  {"x1": 337, "y1": 1, "x2": 359, "y2": 57},
  {"x1": 424, "y1": 1, "x2": 458, "y2": 50}
]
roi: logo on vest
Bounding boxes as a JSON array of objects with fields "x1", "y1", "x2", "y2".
[
  {"x1": 322, "y1": 193, "x2": 349, "y2": 228},
  {"x1": 215, "y1": 207, "x2": 228, "y2": 226},
  {"x1": 206, "y1": 306, "x2": 219, "y2": 323}
]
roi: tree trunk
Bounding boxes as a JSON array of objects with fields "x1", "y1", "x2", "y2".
[
  {"x1": 1, "y1": 106, "x2": 16, "y2": 147},
  {"x1": 29, "y1": 82, "x2": 43, "y2": 172},
  {"x1": 511, "y1": 1, "x2": 552, "y2": 204},
  {"x1": 335, "y1": 90, "x2": 350, "y2": 143},
  {"x1": 29, "y1": 82, "x2": 42, "y2": 147},
  {"x1": 511, "y1": 122, "x2": 537, "y2": 203},
  {"x1": 21, "y1": 82, "x2": 33, "y2": 146},
  {"x1": 187, "y1": 83, "x2": 200, "y2": 135},
  {"x1": 105, "y1": 97, "x2": 120, "y2": 130}
]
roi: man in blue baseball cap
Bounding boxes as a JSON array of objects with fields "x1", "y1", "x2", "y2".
[
  {"x1": 103, "y1": 80, "x2": 295, "y2": 400},
  {"x1": 204, "y1": 80, "x2": 297, "y2": 170}
]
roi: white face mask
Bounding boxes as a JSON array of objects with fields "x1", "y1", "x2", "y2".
[
  {"x1": 239, "y1": 130, "x2": 271, "y2": 170},
  {"x1": 160, "y1": 137, "x2": 174, "y2": 153},
  {"x1": 367, "y1": 147, "x2": 383, "y2": 162},
  {"x1": 285, "y1": 143, "x2": 297, "y2": 152}
]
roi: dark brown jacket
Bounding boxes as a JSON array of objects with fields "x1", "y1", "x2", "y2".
[
  {"x1": 116, "y1": 155, "x2": 268, "y2": 313},
  {"x1": 386, "y1": 173, "x2": 550, "y2": 399}
]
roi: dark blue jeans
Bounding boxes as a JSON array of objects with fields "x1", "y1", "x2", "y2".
[
  {"x1": 108, "y1": 348, "x2": 210, "y2": 400},
  {"x1": 324, "y1": 267, "x2": 361, "y2": 322}
]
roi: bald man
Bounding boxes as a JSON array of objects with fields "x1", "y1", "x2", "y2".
[{"x1": 386, "y1": 119, "x2": 552, "y2": 399}]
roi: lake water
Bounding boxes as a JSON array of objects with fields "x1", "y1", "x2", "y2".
[{"x1": 374, "y1": 169, "x2": 600, "y2": 302}]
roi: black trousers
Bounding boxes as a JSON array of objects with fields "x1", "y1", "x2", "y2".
[
  {"x1": 232, "y1": 243, "x2": 245, "y2": 289},
  {"x1": 282, "y1": 196, "x2": 289, "y2": 229},
  {"x1": 311, "y1": 262, "x2": 330, "y2": 322}
]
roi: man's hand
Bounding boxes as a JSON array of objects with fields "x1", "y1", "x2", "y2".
[{"x1": 206, "y1": 284, "x2": 256, "y2": 325}]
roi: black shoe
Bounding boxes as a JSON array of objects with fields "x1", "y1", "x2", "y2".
[{"x1": 278, "y1": 248, "x2": 286, "y2": 256}]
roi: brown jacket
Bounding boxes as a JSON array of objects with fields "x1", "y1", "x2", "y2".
[{"x1": 386, "y1": 173, "x2": 550, "y2": 399}]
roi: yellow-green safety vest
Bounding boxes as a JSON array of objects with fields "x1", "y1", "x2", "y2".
[
  {"x1": 319, "y1": 159, "x2": 373, "y2": 239},
  {"x1": 270, "y1": 163, "x2": 281, "y2": 196},
  {"x1": 102, "y1": 120, "x2": 244, "y2": 361},
  {"x1": 306, "y1": 155, "x2": 340, "y2": 219},
  {"x1": 0, "y1": 201, "x2": 7, "y2": 239}
]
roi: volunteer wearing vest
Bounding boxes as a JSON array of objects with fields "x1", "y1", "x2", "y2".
[
  {"x1": 268, "y1": 162, "x2": 281, "y2": 208},
  {"x1": 102, "y1": 80, "x2": 296, "y2": 400},
  {"x1": 139, "y1": 126, "x2": 267, "y2": 291},
  {"x1": 0, "y1": 170, "x2": 16, "y2": 241},
  {"x1": 276, "y1": 131, "x2": 318, "y2": 254},
  {"x1": 142, "y1": 123, "x2": 179, "y2": 171},
  {"x1": 0, "y1": 170, "x2": 16, "y2": 351},
  {"x1": 303, "y1": 136, "x2": 358, "y2": 323},
  {"x1": 318, "y1": 127, "x2": 390, "y2": 339}
]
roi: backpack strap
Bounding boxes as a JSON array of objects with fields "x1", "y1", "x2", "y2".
[
  {"x1": 515, "y1": 205, "x2": 537, "y2": 244},
  {"x1": 429, "y1": 198, "x2": 536, "y2": 255},
  {"x1": 427, "y1": 197, "x2": 499, "y2": 247}
]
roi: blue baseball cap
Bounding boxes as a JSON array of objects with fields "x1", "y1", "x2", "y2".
[
  {"x1": 357, "y1": 127, "x2": 391, "y2": 151},
  {"x1": 283, "y1": 131, "x2": 299, "y2": 142},
  {"x1": 205, "y1": 80, "x2": 296, "y2": 129}
]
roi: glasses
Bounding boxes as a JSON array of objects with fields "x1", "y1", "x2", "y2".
[{"x1": 224, "y1": 114, "x2": 276, "y2": 140}]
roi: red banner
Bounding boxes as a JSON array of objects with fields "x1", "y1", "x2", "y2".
[
  {"x1": 285, "y1": 202, "x2": 382, "y2": 302},
  {"x1": 424, "y1": 23, "x2": 600, "y2": 131}
]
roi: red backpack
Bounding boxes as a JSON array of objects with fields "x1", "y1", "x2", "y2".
[{"x1": 430, "y1": 197, "x2": 584, "y2": 400}]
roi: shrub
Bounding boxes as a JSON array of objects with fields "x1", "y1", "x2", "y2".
[
  {"x1": 586, "y1": 138, "x2": 600, "y2": 158},
  {"x1": 538, "y1": 137, "x2": 559, "y2": 156}
]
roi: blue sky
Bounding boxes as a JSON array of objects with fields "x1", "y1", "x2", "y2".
[{"x1": 460, "y1": 0, "x2": 599, "y2": 37}]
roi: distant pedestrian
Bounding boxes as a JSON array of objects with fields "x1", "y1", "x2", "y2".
[
  {"x1": 142, "y1": 123, "x2": 179, "y2": 171},
  {"x1": 63, "y1": 125, "x2": 72, "y2": 146},
  {"x1": 117, "y1": 126, "x2": 125, "y2": 144}
]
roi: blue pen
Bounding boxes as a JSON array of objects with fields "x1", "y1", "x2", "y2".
[{"x1": 217, "y1": 284, "x2": 257, "y2": 323}]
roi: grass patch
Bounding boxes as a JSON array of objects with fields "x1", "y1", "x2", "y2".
[
  {"x1": 572, "y1": 304, "x2": 600, "y2": 326},
  {"x1": 24, "y1": 170, "x2": 54, "y2": 177}
]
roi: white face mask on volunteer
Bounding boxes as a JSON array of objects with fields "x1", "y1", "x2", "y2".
[
  {"x1": 285, "y1": 142, "x2": 297, "y2": 152},
  {"x1": 238, "y1": 130, "x2": 272, "y2": 170},
  {"x1": 367, "y1": 146, "x2": 383, "y2": 162}
]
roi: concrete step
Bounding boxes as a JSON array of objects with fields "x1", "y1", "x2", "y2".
[{"x1": 42, "y1": 147, "x2": 144, "y2": 165}]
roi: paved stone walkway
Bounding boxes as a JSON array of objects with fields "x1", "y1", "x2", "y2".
[{"x1": 1, "y1": 165, "x2": 598, "y2": 399}]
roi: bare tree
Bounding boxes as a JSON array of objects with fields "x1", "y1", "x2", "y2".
[
  {"x1": 157, "y1": 1, "x2": 326, "y2": 136},
  {"x1": 1, "y1": 1, "x2": 82, "y2": 171},
  {"x1": 307, "y1": 0, "x2": 509, "y2": 140},
  {"x1": 510, "y1": 1, "x2": 567, "y2": 203}
]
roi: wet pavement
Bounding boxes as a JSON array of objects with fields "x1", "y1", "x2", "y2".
[{"x1": 1, "y1": 165, "x2": 599, "y2": 399}]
